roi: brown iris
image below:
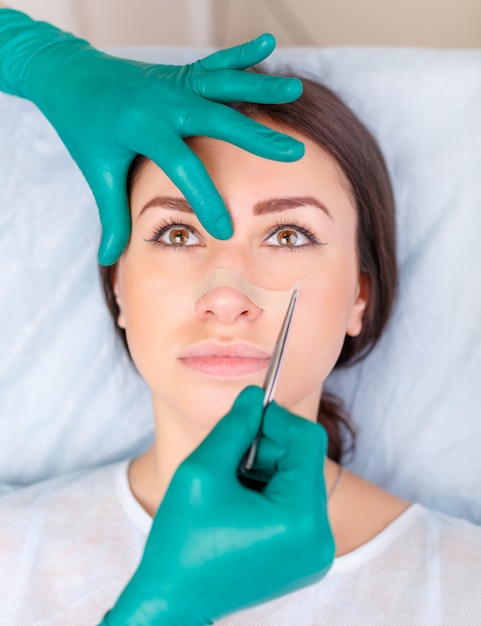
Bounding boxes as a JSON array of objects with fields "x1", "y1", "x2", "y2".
[
  {"x1": 277, "y1": 229, "x2": 299, "y2": 246},
  {"x1": 169, "y1": 228, "x2": 190, "y2": 245}
]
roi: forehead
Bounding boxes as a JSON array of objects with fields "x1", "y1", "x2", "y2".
[{"x1": 129, "y1": 129, "x2": 355, "y2": 217}]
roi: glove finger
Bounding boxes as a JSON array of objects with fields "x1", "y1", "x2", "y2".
[
  {"x1": 192, "y1": 386, "x2": 265, "y2": 469},
  {"x1": 182, "y1": 103, "x2": 304, "y2": 162},
  {"x1": 255, "y1": 433, "x2": 284, "y2": 471},
  {"x1": 195, "y1": 70, "x2": 302, "y2": 105},
  {"x1": 262, "y1": 402, "x2": 328, "y2": 499},
  {"x1": 198, "y1": 33, "x2": 276, "y2": 72},
  {"x1": 261, "y1": 404, "x2": 335, "y2": 578},
  {"x1": 138, "y1": 134, "x2": 233, "y2": 239},
  {"x1": 88, "y1": 161, "x2": 132, "y2": 266}
]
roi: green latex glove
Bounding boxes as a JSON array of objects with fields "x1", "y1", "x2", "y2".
[
  {"x1": 0, "y1": 10, "x2": 304, "y2": 265},
  {"x1": 101, "y1": 386, "x2": 335, "y2": 625}
]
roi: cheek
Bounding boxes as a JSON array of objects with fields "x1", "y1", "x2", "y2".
[
  {"x1": 117, "y1": 252, "x2": 194, "y2": 325},
  {"x1": 115, "y1": 258, "x2": 188, "y2": 375},
  {"x1": 275, "y1": 265, "x2": 360, "y2": 405},
  {"x1": 298, "y1": 250, "x2": 360, "y2": 338}
]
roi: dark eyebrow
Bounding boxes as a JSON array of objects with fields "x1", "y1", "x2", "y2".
[
  {"x1": 138, "y1": 196, "x2": 193, "y2": 218},
  {"x1": 253, "y1": 196, "x2": 332, "y2": 219},
  {"x1": 138, "y1": 194, "x2": 333, "y2": 220}
]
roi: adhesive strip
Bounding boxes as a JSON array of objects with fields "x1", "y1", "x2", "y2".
[{"x1": 193, "y1": 267, "x2": 299, "y2": 311}]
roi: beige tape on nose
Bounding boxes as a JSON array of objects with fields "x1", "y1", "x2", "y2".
[{"x1": 193, "y1": 268, "x2": 299, "y2": 311}]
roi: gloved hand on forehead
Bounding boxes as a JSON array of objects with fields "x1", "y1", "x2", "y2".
[
  {"x1": 0, "y1": 9, "x2": 304, "y2": 266},
  {"x1": 101, "y1": 386, "x2": 334, "y2": 625}
]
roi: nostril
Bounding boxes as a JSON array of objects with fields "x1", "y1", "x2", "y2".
[{"x1": 195, "y1": 286, "x2": 263, "y2": 325}]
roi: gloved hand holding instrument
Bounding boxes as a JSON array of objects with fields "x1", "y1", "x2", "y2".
[
  {"x1": 102, "y1": 290, "x2": 335, "y2": 625},
  {"x1": 0, "y1": 9, "x2": 304, "y2": 265},
  {"x1": 237, "y1": 288, "x2": 299, "y2": 491}
]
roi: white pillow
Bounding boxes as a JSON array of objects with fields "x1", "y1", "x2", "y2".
[{"x1": 1, "y1": 47, "x2": 480, "y2": 523}]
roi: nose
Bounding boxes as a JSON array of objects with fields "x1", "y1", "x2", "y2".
[{"x1": 195, "y1": 287, "x2": 263, "y2": 325}]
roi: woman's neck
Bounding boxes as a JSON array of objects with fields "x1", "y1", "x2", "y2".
[
  {"x1": 129, "y1": 413, "x2": 207, "y2": 515},
  {"x1": 129, "y1": 433, "x2": 410, "y2": 558},
  {"x1": 325, "y1": 458, "x2": 410, "y2": 556},
  {"x1": 128, "y1": 387, "x2": 411, "y2": 556}
]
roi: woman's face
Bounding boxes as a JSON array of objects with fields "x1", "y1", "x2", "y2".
[{"x1": 114, "y1": 128, "x2": 368, "y2": 431}]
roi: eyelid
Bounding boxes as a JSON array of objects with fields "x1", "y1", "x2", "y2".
[
  {"x1": 263, "y1": 220, "x2": 326, "y2": 247},
  {"x1": 144, "y1": 218, "x2": 204, "y2": 248}
]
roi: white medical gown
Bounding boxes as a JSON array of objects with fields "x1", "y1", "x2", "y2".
[{"x1": 0, "y1": 460, "x2": 480, "y2": 625}]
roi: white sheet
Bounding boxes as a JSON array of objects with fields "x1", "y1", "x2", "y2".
[{"x1": 1, "y1": 46, "x2": 480, "y2": 523}]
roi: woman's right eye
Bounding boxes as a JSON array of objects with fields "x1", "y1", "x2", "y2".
[{"x1": 145, "y1": 223, "x2": 203, "y2": 249}]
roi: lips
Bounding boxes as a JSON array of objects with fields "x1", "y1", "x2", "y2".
[{"x1": 179, "y1": 342, "x2": 271, "y2": 378}]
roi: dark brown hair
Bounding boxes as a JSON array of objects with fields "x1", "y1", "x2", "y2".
[{"x1": 100, "y1": 72, "x2": 397, "y2": 462}]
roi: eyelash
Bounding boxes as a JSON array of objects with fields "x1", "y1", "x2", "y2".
[
  {"x1": 264, "y1": 219, "x2": 326, "y2": 251},
  {"x1": 144, "y1": 218, "x2": 202, "y2": 251},
  {"x1": 144, "y1": 218, "x2": 326, "y2": 251}
]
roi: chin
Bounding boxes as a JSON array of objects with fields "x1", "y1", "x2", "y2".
[
  {"x1": 192, "y1": 385, "x2": 248, "y2": 426},
  {"x1": 153, "y1": 380, "x2": 252, "y2": 432}
]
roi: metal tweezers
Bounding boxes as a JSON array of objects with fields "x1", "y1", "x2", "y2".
[{"x1": 237, "y1": 288, "x2": 299, "y2": 491}]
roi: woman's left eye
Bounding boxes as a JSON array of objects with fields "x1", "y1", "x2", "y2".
[
  {"x1": 264, "y1": 223, "x2": 323, "y2": 249},
  {"x1": 146, "y1": 223, "x2": 202, "y2": 248}
]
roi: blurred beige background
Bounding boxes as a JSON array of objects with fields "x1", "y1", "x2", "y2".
[{"x1": 7, "y1": 0, "x2": 481, "y2": 48}]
